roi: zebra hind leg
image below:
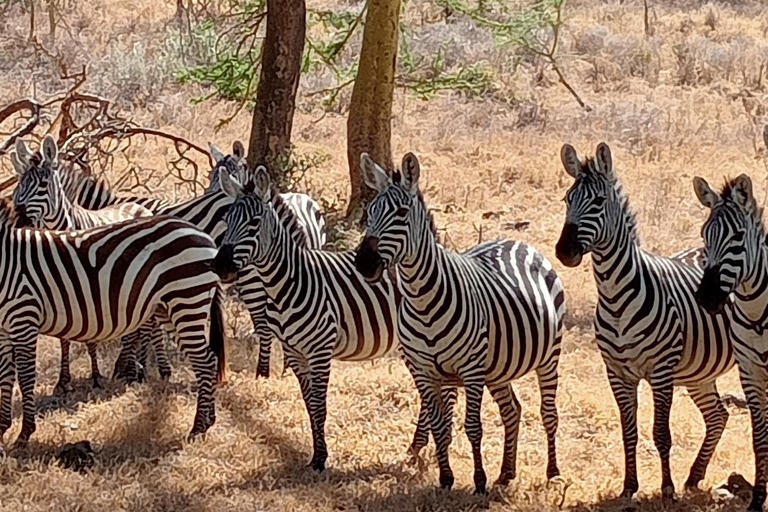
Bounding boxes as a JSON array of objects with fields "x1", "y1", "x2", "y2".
[
  {"x1": 489, "y1": 382, "x2": 521, "y2": 486},
  {"x1": 650, "y1": 365, "x2": 676, "y2": 499},
  {"x1": 86, "y1": 343, "x2": 104, "y2": 389},
  {"x1": 0, "y1": 337, "x2": 13, "y2": 439},
  {"x1": 606, "y1": 368, "x2": 640, "y2": 499},
  {"x1": 536, "y1": 360, "x2": 561, "y2": 480},
  {"x1": 14, "y1": 328, "x2": 40, "y2": 444},
  {"x1": 685, "y1": 381, "x2": 728, "y2": 489},
  {"x1": 151, "y1": 321, "x2": 172, "y2": 381},
  {"x1": 464, "y1": 378, "x2": 487, "y2": 494},
  {"x1": 54, "y1": 339, "x2": 73, "y2": 395}
]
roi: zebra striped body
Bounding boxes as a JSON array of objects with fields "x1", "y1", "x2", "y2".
[
  {"x1": 212, "y1": 167, "x2": 397, "y2": 471},
  {"x1": 354, "y1": 153, "x2": 564, "y2": 494},
  {"x1": 0, "y1": 201, "x2": 225, "y2": 443},
  {"x1": 694, "y1": 174, "x2": 768, "y2": 512},
  {"x1": 555, "y1": 143, "x2": 735, "y2": 499},
  {"x1": 11, "y1": 137, "x2": 160, "y2": 391}
]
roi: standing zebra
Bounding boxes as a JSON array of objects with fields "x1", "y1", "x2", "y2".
[
  {"x1": 354, "y1": 152, "x2": 565, "y2": 494},
  {"x1": 211, "y1": 167, "x2": 401, "y2": 472},
  {"x1": 0, "y1": 196, "x2": 226, "y2": 443},
  {"x1": 555, "y1": 143, "x2": 735, "y2": 499},
  {"x1": 11, "y1": 136, "x2": 160, "y2": 392},
  {"x1": 694, "y1": 174, "x2": 768, "y2": 512}
]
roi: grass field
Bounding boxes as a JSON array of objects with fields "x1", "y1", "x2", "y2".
[{"x1": 0, "y1": 0, "x2": 767, "y2": 510}]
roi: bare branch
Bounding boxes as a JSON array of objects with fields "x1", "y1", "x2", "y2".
[{"x1": 0, "y1": 99, "x2": 42, "y2": 156}]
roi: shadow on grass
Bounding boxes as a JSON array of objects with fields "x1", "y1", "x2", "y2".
[{"x1": 568, "y1": 489, "x2": 747, "y2": 512}]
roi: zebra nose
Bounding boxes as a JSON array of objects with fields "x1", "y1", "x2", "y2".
[
  {"x1": 212, "y1": 245, "x2": 238, "y2": 283},
  {"x1": 555, "y1": 222, "x2": 583, "y2": 267},
  {"x1": 15, "y1": 205, "x2": 31, "y2": 228},
  {"x1": 355, "y1": 236, "x2": 384, "y2": 282},
  {"x1": 696, "y1": 265, "x2": 728, "y2": 313}
]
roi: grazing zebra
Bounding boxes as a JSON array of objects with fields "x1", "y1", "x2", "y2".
[
  {"x1": 354, "y1": 152, "x2": 565, "y2": 494},
  {"x1": 211, "y1": 166, "x2": 402, "y2": 471},
  {"x1": 0, "y1": 195, "x2": 226, "y2": 443},
  {"x1": 11, "y1": 136, "x2": 162, "y2": 392},
  {"x1": 694, "y1": 174, "x2": 768, "y2": 512},
  {"x1": 555, "y1": 143, "x2": 735, "y2": 499}
]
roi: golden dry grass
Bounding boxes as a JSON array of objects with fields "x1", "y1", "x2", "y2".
[{"x1": 0, "y1": 0, "x2": 768, "y2": 510}]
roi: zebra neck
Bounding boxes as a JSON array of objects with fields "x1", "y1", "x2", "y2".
[
  {"x1": 253, "y1": 216, "x2": 302, "y2": 297},
  {"x1": 397, "y1": 231, "x2": 448, "y2": 306},
  {"x1": 734, "y1": 244, "x2": 768, "y2": 323},
  {"x1": 590, "y1": 222, "x2": 642, "y2": 300}
]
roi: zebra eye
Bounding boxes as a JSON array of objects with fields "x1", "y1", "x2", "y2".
[
  {"x1": 732, "y1": 231, "x2": 744, "y2": 243},
  {"x1": 593, "y1": 197, "x2": 606, "y2": 206},
  {"x1": 395, "y1": 207, "x2": 409, "y2": 217}
]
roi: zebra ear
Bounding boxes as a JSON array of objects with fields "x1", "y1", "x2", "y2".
[
  {"x1": 693, "y1": 177, "x2": 719, "y2": 209},
  {"x1": 560, "y1": 144, "x2": 581, "y2": 178},
  {"x1": 232, "y1": 141, "x2": 245, "y2": 160},
  {"x1": 732, "y1": 174, "x2": 754, "y2": 210},
  {"x1": 15, "y1": 138, "x2": 32, "y2": 164},
  {"x1": 10, "y1": 151, "x2": 26, "y2": 176},
  {"x1": 595, "y1": 142, "x2": 613, "y2": 176},
  {"x1": 42, "y1": 135, "x2": 58, "y2": 164},
  {"x1": 252, "y1": 165, "x2": 271, "y2": 200},
  {"x1": 361, "y1": 153, "x2": 389, "y2": 192},
  {"x1": 209, "y1": 143, "x2": 225, "y2": 164},
  {"x1": 401, "y1": 152, "x2": 421, "y2": 194},
  {"x1": 219, "y1": 166, "x2": 243, "y2": 199}
]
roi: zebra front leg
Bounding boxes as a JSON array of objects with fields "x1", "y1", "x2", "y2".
[
  {"x1": 650, "y1": 365, "x2": 676, "y2": 499},
  {"x1": 489, "y1": 382, "x2": 521, "y2": 486},
  {"x1": 308, "y1": 352, "x2": 333, "y2": 471},
  {"x1": 464, "y1": 378, "x2": 487, "y2": 494},
  {"x1": 14, "y1": 329, "x2": 40, "y2": 444},
  {"x1": 419, "y1": 378, "x2": 453, "y2": 489},
  {"x1": 86, "y1": 343, "x2": 104, "y2": 389},
  {"x1": 740, "y1": 365, "x2": 768, "y2": 512},
  {"x1": 685, "y1": 381, "x2": 728, "y2": 489},
  {"x1": 0, "y1": 337, "x2": 14, "y2": 439},
  {"x1": 114, "y1": 333, "x2": 140, "y2": 382},
  {"x1": 536, "y1": 360, "x2": 561, "y2": 480},
  {"x1": 606, "y1": 368, "x2": 640, "y2": 499},
  {"x1": 150, "y1": 321, "x2": 172, "y2": 381},
  {"x1": 55, "y1": 338, "x2": 72, "y2": 394},
  {"x1": 250, "y1": 308, "x2": 273, "y2": 379},
  {"x1": 284, "y1": 347, "x2": 322, "y2": 469},
  {"x1": 410, "y1": 387, "x2": 456, "y2": 461}
]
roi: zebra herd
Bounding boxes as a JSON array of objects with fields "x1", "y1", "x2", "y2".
[{"x1": 1, "y1": 135, "x2": 767, "y2": 509}]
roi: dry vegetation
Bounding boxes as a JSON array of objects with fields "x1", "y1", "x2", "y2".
[{"x1": 1, "y1": 0, "x2": 768, "y2": 510}]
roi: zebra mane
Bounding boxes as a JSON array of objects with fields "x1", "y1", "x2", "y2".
[
  {"x1": 391, "y1": 169, "x2": 438, "y2": 237},
  {"x1": 247, "y1": 182, "x2": 310, "y2": 249},
  {"x1": 579, "y1": 156, "x2": 641, "y2": 246},
  {"x1": 720, "y1": 177, "x2": 765, "y2": 231}
]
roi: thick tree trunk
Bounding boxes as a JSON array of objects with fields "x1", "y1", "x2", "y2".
[
  {"x1": 246, "y1": 0, "x2": 306, "y2": 189},
  {"x1": 346, "y1": 0, "x2": 401, "y2": 221}
]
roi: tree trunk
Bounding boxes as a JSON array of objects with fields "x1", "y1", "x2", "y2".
[
  {"x1": 346, "y1": 0, "x2": 401, "y2": 221},
  {"x1": 246, "y1": 0, "x2": 306, "y2": 189}
]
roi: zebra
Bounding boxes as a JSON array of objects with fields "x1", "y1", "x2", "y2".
[
  {"x1": 41, "y1": 142, "x2": 326, "y2": 381},
  {"x1": 211, "y1": 166, "x2": 404, "y2": 472},
  {"x1": 354, "y1": 152, "x2": 565, "y2": 494},
  {"x1": 693, "y1": 174, "x2": 768, "y2": 512},
  {"x1": 0, "y1": 192, "x2": 226, "y2": 444},
  {"x1": 554, "y1": 142, "x2": 735, "y2": 500},
  {"x1": 11, "y1": 136, "x2": 162, "y2": 392}
]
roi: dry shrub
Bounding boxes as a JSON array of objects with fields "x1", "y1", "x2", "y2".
[
  {"x1": 675, "y1": 35, "x2": 768, "y2": 87},
  {"x1": 575, "y1": 25, "x2": 661, "y2": 86}
]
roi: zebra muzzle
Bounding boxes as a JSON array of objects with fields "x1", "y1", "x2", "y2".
[
  {"x1": 555, "y1": 221, "x2": 584, "y2": 267},
  {"x1": 211, "y1": 245, "x2": 239, "y2": 284},
  {"x1": 695, "y1": 266, "x2": 729, "y2": 314},
  {"x1": 355, "y1": 236, "x2": 385, "y2": 283}
]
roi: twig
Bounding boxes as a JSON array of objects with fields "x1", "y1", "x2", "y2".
[{"x1": 0, "y1": 99, "x2": 42, "y2": 155}]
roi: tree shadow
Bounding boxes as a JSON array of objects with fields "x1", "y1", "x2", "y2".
[{"x1": 568, "y1": 489, "x2": 747, "y2": 512}]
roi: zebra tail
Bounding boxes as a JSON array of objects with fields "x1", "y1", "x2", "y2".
[{"x1": 210, "y1": 286, "x2": 228, "y2": 384}]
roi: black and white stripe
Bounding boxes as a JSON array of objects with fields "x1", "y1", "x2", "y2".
[
  {"x1": 212, "y1": 167, "x2": 402, "y2": 472},
  {"x1": 694, "y1": 174, "x2": 767, "y2": 512},
  {"x1": 556, "y1": 143, "x2": 735, "y2": 500},
  {"x1": 354, "y1": 152, "x2": 565, "y2": 494},
  {"x1": 0, "y1": 197, "x2": 226, "y2": 443}
]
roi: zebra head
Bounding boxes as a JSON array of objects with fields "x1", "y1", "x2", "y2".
[
  {"x1": 355, "y1": 152, "x2": 424, "y2": 283},
  {"x1": 207, "y1": 141, "x2": 248, "y2": 194},
  {"x1": 213, "y1": 165, "x2": 274, "y2": 282},
  {"x1": 694, "y1": 174, "x2": 761, "y2": 313},
  {"x1": 555, "y1": 142, "x2": 623, "y2": 267},
  {"x1": 12, "y1": 135, "x2": 65, "y2": 228}
]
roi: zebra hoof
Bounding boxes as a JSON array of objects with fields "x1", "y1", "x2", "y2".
[
  {"x1": 495, "y1": 471, "x2": 516, "y2": 487},
  {"x1": 547, "y1": 465, "x2": 561, "y2": 480},
  {"x1": 308, "y1": 458, "x2": 326, "y2": 472},
  {"x1": 159, "y1": 369, "x2": 172, "y2": 381},
  {"x1": 662, "y1": 485, "x2": 676, "y2": 500},
  {"x1": 439, "y1": 473, "x2": 454, "y2": 490},
  {"x1": 92, "y1": 375, "x2": 104, "y2": 390},
  {"x1": 54, "y1": 381, "x2": 72, "y2": 396}
]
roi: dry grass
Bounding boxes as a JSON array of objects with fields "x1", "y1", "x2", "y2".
[{"x1": 0, "y1": 0, "x2": 767, "y2": 510}]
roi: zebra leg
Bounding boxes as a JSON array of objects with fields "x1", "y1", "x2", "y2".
[
  {"x1": 684, "y1": 381, "x2": 728, "y2": 489},
  {"x1": 150, "y1": 320, "x2": 172, "y2": 381},
  {"x1": 285, "y1": 348, "x2": 324, "y2": 468},
  {"x1": 54, "y1": 339, "x2": 72, "y2": 395},
  {"x1": 308, "y1": 353, "x2": 333, "y2": 471},
  {"x1": 464, "y1": 379, "x2": 487, "y2": 495},
  {"x1": 0, "y1": 337, "x2": 13, "y2": 439},
  {"x1": 489, "y1": 382, "x2": 521, "y2": 486},
  {"x1": 419, "y1": 378, "x2": 454, "y2": 489},
  {"x1": 86, "y1": 343, "x2": 104, "y2": 389},
  {"x1": 112, "y1": 335, "x2": 136, "y2": 381},
  {"x1": 410, "y1": 387, "x2": 456, "y2": 461},
  {"x1": 135, "y1": 330, "x2": 150, "y2": 383},
  {"x1": 250, "y1": 304, "x2": 273, "y2": 379},
  {"x1": 536, "y1": 360, "x2": 560, "y2": 480},
  {"x1": 650, "y1": 366, "x2": 676, "y2": 499},
  {"x1": 606, "y1": 368, "x2": 640, "y2": 499},
  {"x1": 14, "y1": 329, "x2": 40, "y2": 444},
  {"x1": 740, "y1": 365, "x2": 768, "y2": 512}
]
